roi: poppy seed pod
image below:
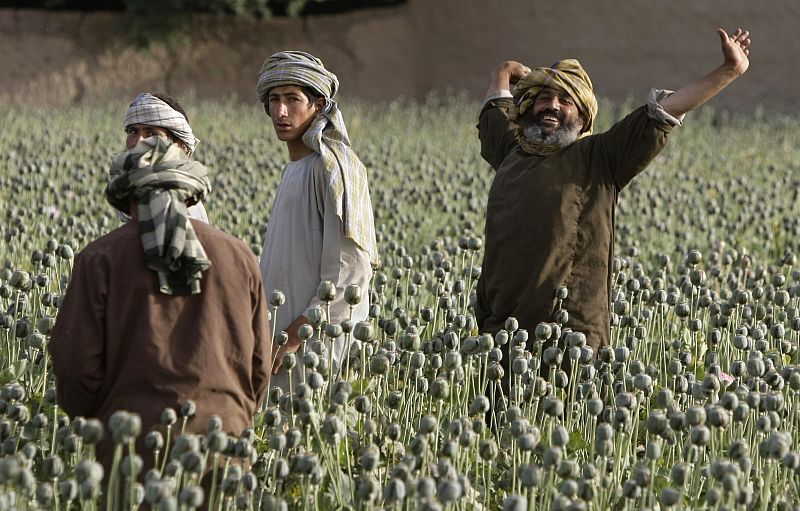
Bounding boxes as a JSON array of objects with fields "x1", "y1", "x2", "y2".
[
  {"x1": 502, "y1": 495, "x2": 527, "y2": 511},
  {"x1": 487, "y1": 362, "x2": 504, "y2": 381},
  {"x1": 344, "y1": 284, "x2": 362, "y2": 305},
  {"x1": 512, "y1": 358, "x2": 528, "y2": 375},
  {"x1": 144, "y1": 431, "x2": 164, "y2": 452},
  {"x1": 513, "y1": 329, "x2": 529, "y2": 345},
  {"x1": 551, "y1": 426, "x2": 569, "y2": 447},
  {"x1": 383, "y1": 477, "x2": 406, "y2": 503},
  {"x1": 554, "y1": 370, "x2": 569, "y2": 389},
  {"x1": 353, "y1": 322, "x2": 373, "y2": 341},
  {"x1": 505, "y1": 317, "x2": 519, "y2": 332},
  {"x1": 494, "y1": 330, "x2": 510, "y2": 347},
  {"x1": 417, "y1": 415, "x2": 438, "y2": 435},
  {"x1": 416, "y1": 477, "x2": 436, "y2": 499},
  {"x1": 278, "y1": 352, "x2": 296, "y2": 371},
  {"x1": 178, "y1": 486, "x2": 204, "y2": 508},
  {"x1": 324, "y1": 323, "x2": 343, "y2": 339},
  {"x1": 431, "y1": 378, "x2": 450, "y2": 400},
  {"x1": 354, "y1": 395, "x2": 372, "y2": 415},
  {"x1": 469, "y1": 396, "x2": 490, "y2": 416},
  {"x1": 74, "y1": 460, "x2": 104, "y2": 485},
  {"x1": 316, "y1": 281, "x2": 336, "y2": 302},
  {"x1": 386, "y1": 392, "x2": 403, "y2": 410},
  {"x1": 517, "y1": 433, "x2": 538, "y2": 452},
  {"x1": 479, "y1": 439, "x2": 498, "y2": 460},
  {"x1": 41, "y1": 455, "x2": 64, "y2": 480},
  {"x1": 437, "y1": 479, "x2": 462, "y2": 502},
  {"x1": 269, "y1": 290, "x2": 285, "y2": 307},
  {"x1": 586, "y1": 399, "x2": 604, "y2": 416},
  {"x1": 78, "y1": 419, "x2": 103, "y2": 445},
  {"x1": 543, "y1": 347, "x2": 563, "y2": 366},
  {"x1": 307, "y1": 371, "x2": 324, "y2": 390},
  {"x1": 369, "y1": 355, "x2": 389, "y2": 375},
  {"x1": 306, "y1": 306, "x2": 325, "y2": 327},
  {"x1": 542, "y1": 396, "x2": 564, "y2": 418},
  {"x1": 160, "y1": 408, "x2": 178, "y2": 427}
]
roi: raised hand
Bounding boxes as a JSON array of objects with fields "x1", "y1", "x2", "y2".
[
  {"x1": 501, "y1": 61, "x2": 533, "y2": 86},
  {"x1": 717, "y1": 27, "x2": 751, "y2": 76}
]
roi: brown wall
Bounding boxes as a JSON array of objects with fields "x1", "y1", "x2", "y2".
[{"x1": 1, "y1": 1, "x2": 798, "y2": 111}]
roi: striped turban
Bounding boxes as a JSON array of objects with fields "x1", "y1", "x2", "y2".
[
  {"x1": 509, "y1": 59, "x2": 598, "y2": 156},
  {"x1": 107, "y1": 137, "x2": 212, "y2": 295},
  {"x1": 256, "y1": 51, "x2": 379, "y2": 267},
  {"x1": 123, "y1": 93, "x2": 199, "y2": 156}
]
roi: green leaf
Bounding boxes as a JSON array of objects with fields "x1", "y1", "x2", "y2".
[{"x1": 567, "y1": 430, "x2": 589, "y2": 452}]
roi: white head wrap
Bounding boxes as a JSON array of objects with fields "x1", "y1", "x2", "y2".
[{"x1": 123, "y1": 93, "x2": 199, "y2": 155}]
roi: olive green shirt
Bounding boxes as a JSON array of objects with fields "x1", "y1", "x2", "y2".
[{"x1": 476, "y1": 95, "x2": 678, "y2": 351}]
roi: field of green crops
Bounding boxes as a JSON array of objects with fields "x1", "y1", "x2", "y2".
[{"x1": 1, "y1": 94, "x2": 800, "y2": 510}]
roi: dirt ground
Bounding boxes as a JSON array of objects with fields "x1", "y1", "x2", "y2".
[{"x1": 1, "y1": 0, "x2": 798, "y2": 112}]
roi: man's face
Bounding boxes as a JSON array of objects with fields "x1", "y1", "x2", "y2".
[
  {"x1": 522, "y1": 87, "x2": 585, "y2": 146},
  {"x1": 125, "y1": 124, "x2": 174, "y2": 150},
  {"x1": 267, "y1": 85, "x2": 323, "y2": 143}
]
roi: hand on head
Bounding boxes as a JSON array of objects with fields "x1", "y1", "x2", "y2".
[{"x1": 499, "y1": 61, "x2": 532, "y2": 85}]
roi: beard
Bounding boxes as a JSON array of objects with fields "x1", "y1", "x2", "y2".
[{"x1": 522, "y1": 109, "x2": 584, "y2": 146}]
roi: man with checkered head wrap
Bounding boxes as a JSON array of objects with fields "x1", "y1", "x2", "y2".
[
  {"x1": 122, "y1": 92, "x2": 209, "y2": 223},
  {"x1": 476, "y1": 28, "x2": 752, "y2": 402},
  {"x1": 50, "y1": 137, "x2": 271, "y2": 479},
  {"x1": 256, "y1": 51, "x2": 377, "y2": 388}
]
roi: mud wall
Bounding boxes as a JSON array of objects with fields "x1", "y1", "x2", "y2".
[{"x1": 1, "y1": 1, "x2": 797, "y2": 111}]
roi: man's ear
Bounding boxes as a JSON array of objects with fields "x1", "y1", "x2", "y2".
[{"x1": 315, "y1": 98, "x2": 326, "y2": 112}]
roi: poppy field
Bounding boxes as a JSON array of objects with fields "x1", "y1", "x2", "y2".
[{"x1": 1, "y1": 95, "x2": 799, "y2": 510}]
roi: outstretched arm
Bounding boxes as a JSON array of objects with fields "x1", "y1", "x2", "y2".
[
  {"x1": 485, "y1": 61, "x2": 532, "y2": 100},
  {"x1": 659, "y1": 28, "x2": 751, "y2": 117}
]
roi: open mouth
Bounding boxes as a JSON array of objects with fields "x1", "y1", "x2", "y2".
[{"x1": 537, "y1": 110, "x2": 563, "y2": 128}]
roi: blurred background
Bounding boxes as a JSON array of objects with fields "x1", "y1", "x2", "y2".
[{"x1": 1, "y1": 0, "x2": 797, "y2": 112}]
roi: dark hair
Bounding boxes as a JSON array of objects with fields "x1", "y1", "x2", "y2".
[
  {"x1": 261, "y1": 85, "x2": 324, "y2": 116},
  {"x1": 299, "y1": 86, "x2": 323, "y2": 103},
  {"x1": 149, "y1": 91, "x2": 190, "y2": 123}
]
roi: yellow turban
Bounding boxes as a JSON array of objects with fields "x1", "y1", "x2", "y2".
[{"x1": 509, "y1": 59, "x2": 598, "y2": 155}]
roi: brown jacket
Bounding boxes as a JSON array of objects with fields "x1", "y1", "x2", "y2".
[
  {"x1": 50, "y1": 220, "x2": 271, "y2": 450},
  {"x1": 476, "y1": 98, "x2": 675, "y2": 352}
]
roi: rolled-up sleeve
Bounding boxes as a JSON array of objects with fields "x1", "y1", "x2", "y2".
[{"x1": 647, "y1": 89, "x2": 685, "y2": 126}]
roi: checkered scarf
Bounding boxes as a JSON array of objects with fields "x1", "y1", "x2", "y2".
[
  {"x1": 509, "y1": 59, "x2": 598, "y2": 156},
  {"x1": 256, "y1": 51, "x2": 379, "y2": 267},
  {"x1": 123, "y1": 93, "x2": 199, "y2": 155},
  {"x1": 106, "y1": 138, "x2": 212, "y2": 295}
]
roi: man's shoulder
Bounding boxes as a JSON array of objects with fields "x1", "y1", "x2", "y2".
[
  {"x1": 284, "y1": 153, "x2": 321, "y2": 169},
  {"x1": 193, "y1": 220, "x2": 245, "y2": 245},
  {"x1": 192, "y1": 221, "x2": 256, "y2": 259},
  {"x1": 79, "y1": 222, "x2": 139, "y2": 256}
]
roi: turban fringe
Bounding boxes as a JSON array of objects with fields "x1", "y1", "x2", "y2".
[
  {"x1": 257, "y1": 51, "x2": 379, "y2": 268},
  {"x1": 124, "y1": 93, "x2": 199, "y2": 155},
  {"x1": 107, "y1": 138, "x2": 212, "y2": 295},
  {"x1": 509, "y1": 59, "x2": 598, "y2": 156}
]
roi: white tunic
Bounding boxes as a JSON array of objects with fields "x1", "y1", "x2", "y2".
[
  {"x1": 187, "y1": 202, "x2": 209, "y2": 223},
  {"x1": 260, "y1": 154, "x2": 372, "y2": 388}
]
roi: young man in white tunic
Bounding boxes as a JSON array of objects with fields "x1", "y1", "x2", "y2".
[{"x1": 256, "y1": 51, "x2": 378, "y2": 389}]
